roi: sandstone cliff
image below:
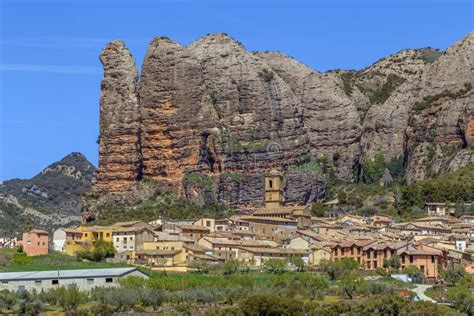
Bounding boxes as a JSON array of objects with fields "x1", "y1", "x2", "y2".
[{"x1": 93, "y1": 32, "x2": 473, "y2": 209}]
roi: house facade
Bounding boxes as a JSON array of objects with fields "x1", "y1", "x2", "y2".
[{"x1": 20, "y1": 230, "x2": 49, "y2": 256}]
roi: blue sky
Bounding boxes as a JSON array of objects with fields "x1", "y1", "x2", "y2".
[{"x1": 0, "y1": 0, "x2": 472, "y2": 180}]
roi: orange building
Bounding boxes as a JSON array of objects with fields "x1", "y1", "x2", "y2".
[
  {"x1": 399, "y1": 248, "x2": 441, "y2": 279},
  {"x1": 20, "y1": 229, "x2": 49, "y2": 256}
]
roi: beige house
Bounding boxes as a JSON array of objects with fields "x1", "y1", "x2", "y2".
[
  {"x1": 112, "y1": 226, "x2": 154, "y2": 253},
  {"x1": 198, "y1": 237, "x2": 278, "y2": 260},
  {"x1": 193, "y1": 218, "x2": 216, "y2": 232},
  {"x1": 308, "y1": 247, "x2": 331, "y2": 266}
]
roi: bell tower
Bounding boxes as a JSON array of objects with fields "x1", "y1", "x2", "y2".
[{"x1": 264, "y1": 169, "x2": 283, "y2": 208}]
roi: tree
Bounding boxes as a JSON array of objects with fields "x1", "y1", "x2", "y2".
[
  {"x1": 189, "y1": 259, "x2": 210, "y2": 274},
  {"x1": 300, "y1": 275, "x2": 328, "y2": 300},
  {"x1": 241, "y1": 258, "x2": 256, "y2": 273},
  {"x1": 77, "y1": 239, "x2": 116, "y2": 262},
  {"x1": 402, "y1": 265, "x2": 422, "y2": 281},
  {"x1": 446, "y1": 282, "x2": 473, "y2": 313},
  {"x1": 265, "y1": 258, "x2": 287, "y2": 274},
  {"x1": 310, "y1": 202, "x2": 326, "y2": 217},
  {"x1": 55, "y1": 287, "x2": 85, "y2": 313},
  {"x1": 383, "y1": 254, "x2": 400, "y2": 272},
  {"x1": 287, "y1": 256, "x2": 305, "y2": 272},
  {"x1": 223, "y1": 259, "x2": 240, "y2": 275},
  {"x1": 337, "y1": 191, "x2": 348, "y2": 205},
  {"x1": 319, "y1": 258, "x2": 358, "y2": 280},
  {"x1": 339, "y1": 272, "x2": 362, "y2": 299},
  {"x1": 239, "y1": 294, "x2": 304, "y2": 316},
  {"x1": 444, "y1": 264, "x2": 470, "y2": 285}
]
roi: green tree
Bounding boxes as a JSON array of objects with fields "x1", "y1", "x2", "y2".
[
  {"x1": 223, "y1": 259, "x2": 240, "y2": 275},
  {"x1": 287, "y1": 256, "x2": 305, "y2": 272},
  {"x1": 265, "y1": 258, "x2": 287, "y2": 274},
  {"x1": 339, "y1": 272, "x2": 362, "y2": 299},
  {"x1": 402, "y1": 265, "x2": 422, "y2": 280},
  {"x1": 337, "y1": 191, "x2": 348, "y2": 204},
  {"x1": 310, "y1": 202, "x2": 326, "y2": 217},
  {"x1": 383, "y1": 254, "x2": 400, "y2": 272},
  {"x1": 444, "y1": 264, "x2": 470, "y2": 285},
  {"x1": 362, "y1": 153, "x2": 387, "y2": 184},
  {"x1": 445, "y1": 282, "x2": 473, "y2": 313},
  {"x1": 239, "y1": 294, "x2": 304, "y2": 316},
  {"x1": 55, "y1": 287, "x2": 85, "y2": 313},
  {"x1": 241, "y1": 258, "x2": 256, "y2": 273},
  {"x1": 189, "y1": 259, "x2": 210, "y2": 274},
  {"x1": 319, "y1": 258, "x2": 358, "y2": 280}
]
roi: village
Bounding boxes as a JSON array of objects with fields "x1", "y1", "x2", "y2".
[{"x1": 2, "y1": 170, "x2": 473, "y2": 285}]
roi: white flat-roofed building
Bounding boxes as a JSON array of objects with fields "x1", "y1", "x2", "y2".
[{"x1": 0, "y1": 267, "x2": 148, "y2": 292}]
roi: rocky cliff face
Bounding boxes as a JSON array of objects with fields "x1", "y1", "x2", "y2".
[
  {"x1": 0, "y1": 153, "x2": 95, "y2": 233},
  {"x1": 93, "y1": 32, "x2": 473, "y2": 209}
]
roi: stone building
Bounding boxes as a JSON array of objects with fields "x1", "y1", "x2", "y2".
[{"x1": 19, "y1": 230, "x2": 49, "y2": 256}]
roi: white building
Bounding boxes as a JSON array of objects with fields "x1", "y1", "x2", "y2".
[
  {"x1": 52, "y1": 228, "x2": 67, "y2": 252},
  {"x1": 0, "y1": 237, "x2": 17, "y2": 248},
  {"x1": 0, "y1": 267, "x2": 148, "y2": 292}
]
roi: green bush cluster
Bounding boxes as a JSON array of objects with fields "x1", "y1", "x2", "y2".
[
  {"x1": 400, "y1": 165, "x2": 474, "y2": 210},
  {"x1": 412, "y1": 82, "x2": 472, "y2": 113}
]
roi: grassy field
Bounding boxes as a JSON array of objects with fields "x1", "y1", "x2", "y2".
[{"x1": 0, "y1": 248, "x2": 129, "y2": 272}]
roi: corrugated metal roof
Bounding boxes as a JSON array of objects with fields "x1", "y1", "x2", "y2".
[{"x1": 0, "y1": 267, "x2": 141, "y2": 281}]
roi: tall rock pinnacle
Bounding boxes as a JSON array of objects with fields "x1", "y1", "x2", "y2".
[{"x1": 95, "y1": 40, "x2": 142, "y2": 193}]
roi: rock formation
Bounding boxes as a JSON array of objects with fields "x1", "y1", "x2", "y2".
[{"x1": 93, "y1": 32, "x2": 473, "y2": 209}]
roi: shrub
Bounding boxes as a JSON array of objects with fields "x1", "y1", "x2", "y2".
[
  {"x1": 265, "y1": 258, "x2": 287, "y2": 274},
  {"x1": 239, "y1": 294, "x2": 304, "y2": 316}
]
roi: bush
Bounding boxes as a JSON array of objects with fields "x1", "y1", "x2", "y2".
[
  {"x1": 265, "y1": 259, "x2": 287, "y2": 274},
  {"x1": 444, "y1": 264, "x2": 470, "y2": 285},
  {"x1": 239, "y1": 294, "x2": 304, "y2": 316},
  {"x1": 446, "y1": 282, "x2": 474, "y2": 313}
]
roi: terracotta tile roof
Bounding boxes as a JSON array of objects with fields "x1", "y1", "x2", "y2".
[
  {"x1": 238, "y1": 247, "x2": 306, "y2": 255},
  {"x1": 28, "y1": 229, "x2": 48, "y2": 235},
  {"x1": 135, "y1": 249, "x2": 181, "y2": 256},
  {"x1": 202, "y1": 237, "x2": 278, "y2": 248},
  {"x1": 239, "y1": 216, "x2": 297, "y2": 224},
  {"x1": 179, "y1": 224, "x2": 211, "y2": 231}
]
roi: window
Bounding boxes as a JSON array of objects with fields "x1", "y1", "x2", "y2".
[
  {"x1": 402, "y1": 256, "x2": 406, "y2": 264},
  {"x1": 105, "y1": 278, "x2": 113, "y2": 283},
  {"x1": 1, "y1": 281, "x2": 8, "y2": 284},
  {"x1": 129, "y1": 237, "x2": 133, "y2": 240},
  {"x1": 106, "y1": 233, "x2": 110, "y2": 237},
  {"x1": 367, "y1": 251, "x2": 371, "y2": 259},
  {"x1": 116, "y1": 238, "x2": 119, "y2": 242},
  {"x1": 409, "y1": 255, "x2": 414, "y2": 263},
  {"x1": 374, "y1": 261, "x2": 378, "y2": 269},
  {"x1": 206, "y1": 221, "x2": 211, "y2": 227},
  {"x1": 37, "y1": 242, "x2": 40, "y2": 246},
  {"x1": 84, "y1": 233, "x2": 88, "y2": 237},
  {"x1": 17, "y1": 285, "x2": 26, "y2": 292},
  {"x1": 35, "y1": 280, "x2": 42, "y2": 286},
  {"x1": 431, "y1": 255, "x2": 435, "y2": 263},
  {"x1": 42, "y1": 242, "x2": 45, "y2": 246},
  {"x1": 87, "y1": 278, "x2": 94, "y2": 284},
  {"x1": 52, "y1": 279, "x2": 59, "y2": 285},
  {"x1": 68, "y1": 283, "x2": 77, "y2": 289},
  {"x1": 269, "y1": 180, "x2": 273, "y2": 188}
]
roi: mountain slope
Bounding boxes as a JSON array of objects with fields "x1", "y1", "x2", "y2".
[{"x1": 0, "y1": 153, "x2": 96, "y2": 233}]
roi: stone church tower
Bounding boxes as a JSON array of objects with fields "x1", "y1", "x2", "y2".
[{"x1": 264, "y1": 169, "x2": 283, "y2": 208}]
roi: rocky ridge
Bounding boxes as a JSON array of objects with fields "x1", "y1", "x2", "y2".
[
  {"x1": 93, "y1": 32, "x2": 473, "y2": 210},
  {"x1": 0, "y1": 153, "x2": 96, "y2": 232}
]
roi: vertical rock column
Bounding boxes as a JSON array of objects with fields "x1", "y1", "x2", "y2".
[{"x1": 94, "y1": 41, "x2": 142, "y2": 193}]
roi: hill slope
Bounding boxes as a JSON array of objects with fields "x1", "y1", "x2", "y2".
[{"x1": 0, "y1": 153, "x2": 95, "y2": 233}]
